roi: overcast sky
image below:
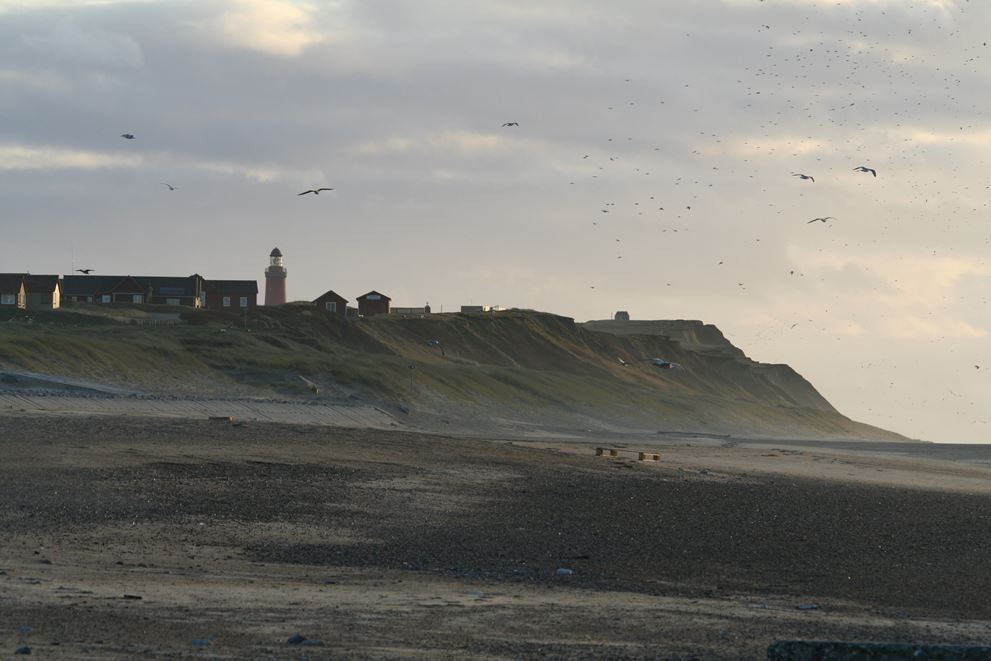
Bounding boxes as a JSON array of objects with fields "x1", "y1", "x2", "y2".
[{"x1": 2, "y1": 0, "x2": 989, "y2": 442}]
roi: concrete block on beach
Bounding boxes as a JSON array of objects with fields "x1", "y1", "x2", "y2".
[
  {"x1": 638, "y1": 452, "x2": 660, "y2": 462},
  {"x1": 767, "y1": 640, "x2": 991, "y2": 660}
]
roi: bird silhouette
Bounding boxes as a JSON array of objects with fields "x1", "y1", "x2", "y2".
[
  {"x1": 161, "y1": 183, "x2": 177, "y2": 191},
  {"x1": 75, "y1": 269, "x2": 94, "y2": 274},
  {"x1": 502, "y1": 122, "x2": 519, "y2": 127},
  {"x1": 120, "y1": 133, "x2": 135, "y2": 140},
  {"x1": 853, "y1": 166, "x2": 877, "y2": 177},
  {"x1": 807, "y1": 216, "x2": 836, "y2": 224},
  {"x1": 792, "y1": 173, "x2": 814, "y2": 182},
  {"x1": 298, "y1": 188, "x2": 334, "y2": 196}
]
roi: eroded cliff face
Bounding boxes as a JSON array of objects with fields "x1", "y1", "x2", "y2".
[
  {"x1": 582, "y1": 319, "x2": 837, "y2": 413},
  {"x1": 351, "y1": 312, "x2": 902, "y2": 440},
  {"x1": 0, "y1": 306, "x2": 905, "y2": 441}
]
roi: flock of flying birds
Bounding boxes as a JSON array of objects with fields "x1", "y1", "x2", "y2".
[
  {"x1": 496, "y1": 5, "x2": 986, "y2": 429},
  {"x1": 97, "y1": 3, "x2": 985, "y2": 433},
  {"x1": 793, "y1": 165, "x2": 878, "y2": 224},
  {"x1": 119, "y1": 133, "x2": 335, "y2": 197}
]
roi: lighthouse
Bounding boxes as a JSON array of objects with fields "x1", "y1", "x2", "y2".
[{"x1": 264, "y1": 247, "x2": 287, "y2": 306}]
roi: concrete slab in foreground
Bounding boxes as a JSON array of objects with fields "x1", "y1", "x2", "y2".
[{"x1": 768, "y1": 640, "x2": 991, "y2": 660}]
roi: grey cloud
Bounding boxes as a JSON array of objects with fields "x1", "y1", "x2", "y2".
[{"x1": 2, "y1": 0, "x2": 990, "y2": 440}]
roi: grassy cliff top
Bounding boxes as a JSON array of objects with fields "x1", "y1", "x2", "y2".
[{"x1": 0, "y1": 304, "x2": 907, "y2": 441}]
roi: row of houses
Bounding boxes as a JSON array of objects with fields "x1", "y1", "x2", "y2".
[
  {"x1": 312, "y1": 291, "x2": 503, "y2": 317},
  {"x1": 0, "y1": 274, "x2": 61, "y2": 310},
  {"x1": 0, "y1": 273, "x2": 258, "y2": 311},
  {"x1": 3, "y1": 272, "x2": 502, "y2": 319},
  {"x1": 314, "y1": 290, "x2": 395, "y2": 317},
  {"x1": 61, "y1": 275, "x2": 258, "y2": 310}
]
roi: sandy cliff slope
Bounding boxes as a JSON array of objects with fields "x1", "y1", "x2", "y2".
[{"x1": 0, "y1": 305, "x2": 906, "y2": 441}]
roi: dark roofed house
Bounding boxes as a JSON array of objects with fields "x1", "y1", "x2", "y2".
[
  {"x1": 62, "y1": 275, "x2": 120, "y2": 303},
  {"x1": 62, "y1": 275, "x2": 146, "y2": 304},
  {"x1": 204, "y1": 280, "x2": 258, "y2": 310},
  {"x1": 64, "y1": 274, "x2": 208, "y2": 307},
  {"x1": 142, "y1": 275, "x2": 205, "y2": 307},
  {"x1": 356, "y1": 290, "x2": 390, "y2": 317},
  {"x1": 22, "y1": 275, "x2": 61, "y2": 310},
  {"x1": 313, "y1": 290, "x2": 348, "y2": 317},
  {"x1": 0, "y1": 274, "x2": 26, "y2": 309},
  {"x1": 102, "y1": 276, "x2": 145, "y2": 304}
]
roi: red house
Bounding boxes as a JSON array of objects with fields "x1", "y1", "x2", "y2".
[
  {"x1": 357, "y1": 290, "x2": 390, "y2": 317},
  {"x1": 204, "y1": 280, "x2": 258, "y2": 311},
  {"x1": 313, "y1": 290, "x2": 348, "y2": 317}
]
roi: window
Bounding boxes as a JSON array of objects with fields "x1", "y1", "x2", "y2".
[
  {"x1": 325, "y1": 301, "x2": 337, "y2": 313},
  {"x1": 223, "y1": 296, "x2": 231, "y2": 307},
  {"x1": 1, "y1": 294, "x2": 14, "y2": 305},
  {"x1": 367, "y1": 294, "x2": 381, "y2": 301},
  {"x1": 240, "y1": 296, "x2": 248, "y2": 308},
  {"x1": 132, "y1": 294, "x2": 143, "y2": 304},
  {"x1": 101, "y1": 295, "x2": 111, "y2": 303}
]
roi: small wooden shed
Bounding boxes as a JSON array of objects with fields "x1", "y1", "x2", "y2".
[
  {"x1": 356, "y1": 290, "x2": 391, "y2": 317},
  {"x1": 313, "y1": 290, "x2": 348, "y2": 316}
]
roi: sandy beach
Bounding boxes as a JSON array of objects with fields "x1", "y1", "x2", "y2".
[{"x1": 2, "y1": 414, "x2": 991, "y2": 658}]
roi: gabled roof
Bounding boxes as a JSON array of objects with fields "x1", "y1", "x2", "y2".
[
  {"x1": 313, "y1": 290, "x2": 348, "y2": 304},
  {"x1": 103, "y1": 276, "x2": 146, "y2": 295},
  {"x1": 140, "y1": 275, "x2": 203, "y2": 298},
  {"x1": 357, "y1": 290, "x2": 390, "y2": 301},
  {"x1": 205, "y1": 280, "x2": 258, "y2": 294},
  {"x1": 23, "y1": 274, "x2": 61, "y2": 294},
  {"x1": 62, "y1": 275, "x2": 125, "y2": 297},
  {"x1": 63, "y1": 275, "x2": 203, "y2": 298},
  {"x1": 0, "y1": 274, "x2": 59, "y2": 294},
  {"x1": 0, "y1": 274, "x2": 25, "y2": 293}
]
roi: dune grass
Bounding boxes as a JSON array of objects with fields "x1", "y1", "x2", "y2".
[{"x1": 0, "y1": 304, "x2": 904, "y2": 439}]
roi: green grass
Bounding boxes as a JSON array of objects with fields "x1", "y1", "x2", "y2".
[{"x1": 0, "y1": 305, "x2": 905, "y2": 440}]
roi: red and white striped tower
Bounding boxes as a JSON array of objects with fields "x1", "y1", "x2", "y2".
[{"x1": 264, "y1": 247, "x2": 287, "y2": 306}]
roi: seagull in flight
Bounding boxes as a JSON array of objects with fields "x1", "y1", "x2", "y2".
[
  {"x1": 298, "y1": 188, "x2": 334, "y2": 196},
  {"x1": 853, "y1": 166, "x2": 877, "y2": 177},
  {"x1": 792, "y1": 173, "x2": 814, "y2": 182},
  {"x1": 161, "y1": 183, "x2": 177, "y2": 191},
  {"x1": 75, "y1": 269, "x2": 94, "y2": 274},
  {"x1": 502, "y1": 122, "x2": 519, "y2": 127},
  {"x1": 120, "y1": 133, "x2": 135, "y2": 140},
  {"x1": 807, "y1": 216, "x2": 836, "y2": 224}
]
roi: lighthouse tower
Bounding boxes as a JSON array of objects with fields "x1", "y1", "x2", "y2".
[{"x1": 264, "y1": 247, "x2": 287, "y2": 306}]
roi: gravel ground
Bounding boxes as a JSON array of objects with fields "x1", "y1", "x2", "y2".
[{"x1": 2, "y1": 414, "x2": 991, "y2": 659}]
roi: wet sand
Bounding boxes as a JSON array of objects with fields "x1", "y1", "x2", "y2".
[{"x1": 2, "y1": 414, "x2": 991, "y2": 659}]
